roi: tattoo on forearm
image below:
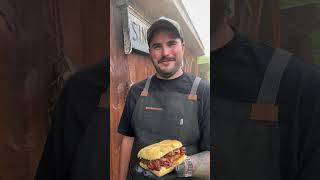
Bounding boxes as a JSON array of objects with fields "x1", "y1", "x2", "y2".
[{"x1": 190, "y1": 151, "x2": 210, "y2": 179}]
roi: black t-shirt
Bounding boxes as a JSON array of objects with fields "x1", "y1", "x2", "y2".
[
  {"x1": 118, "y1": 73, "x2": 210, "y2": 151},
  {"x1": 35, "y1": 59, "x2": 109, "y2": 180},
  {"x1": 213, "y1": 31, "x2": 320, "y2": 179}
]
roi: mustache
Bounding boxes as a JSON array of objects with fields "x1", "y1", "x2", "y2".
[{"x1": 158, "y1": 56, "x2": 176, "y2": 64}]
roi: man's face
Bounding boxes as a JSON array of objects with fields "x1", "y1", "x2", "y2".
[{"x1": 148, "y1": 30, "x2": 184, "y2": 79}]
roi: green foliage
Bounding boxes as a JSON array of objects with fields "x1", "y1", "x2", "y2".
[{"x1": 197, "y1": 55, "x2": 210, "y2": 64}]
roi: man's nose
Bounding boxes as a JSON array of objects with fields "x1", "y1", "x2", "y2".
[{"x1": 162, "y1": 46, "x2": 171, "y2": 56}]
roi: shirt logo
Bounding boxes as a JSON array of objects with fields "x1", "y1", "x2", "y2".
[{"x1": 145, "y1": 106, "x2": 163, "y2": 111}]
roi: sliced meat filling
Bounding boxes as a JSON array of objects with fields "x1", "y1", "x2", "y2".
[{"x1": 140, "y1": 147, "x2": 186, "y2": 171}]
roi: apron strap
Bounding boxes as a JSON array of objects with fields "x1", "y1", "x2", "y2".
[
  {"x1": 188, "y1": 77, "x2": 202, "y2": 101},
  {"x1": 256, "y1": 48, "x2": 292, "y2": 104},
  {"x1": 251, "y1": 48, "x2": 292, "y2": 121},
  {"x1": 140, "y1": 75, "x2": 153, "y2": 96}
]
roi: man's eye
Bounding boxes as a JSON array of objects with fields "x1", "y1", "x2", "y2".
[
  {"x1": 152, "y1": 45, "x2": 161, "y2": 49},
  {"x1": 168, "y1": 42, "x2": 177, "y2": 46}
]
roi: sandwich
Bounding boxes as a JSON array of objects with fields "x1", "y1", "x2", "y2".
[{"x1": 137, "y1": 140, "x2": 187, "y2": 177}]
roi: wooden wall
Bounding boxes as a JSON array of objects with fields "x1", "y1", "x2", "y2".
[
  {"x1": 60, "y1": 0, "x2": 109, "y2": 68},
  {"x1": 230, "y1": 0, "x2": 281, "y2": 47},
  {"x1": 110, "y1": 1, "x2": 130, "y2": 179},
  {"x1": 230, "y1": 0, "x2": 319, "y2": 63},
  {"x1": 0, "y1": 1, "x2": 57, "y2": 179},
  {"x1": 280, "y1": 3, "x2": 320, "y2": 63},
  {"x1": 0, "y1": 0, "x2": 109, "y2": 179}
]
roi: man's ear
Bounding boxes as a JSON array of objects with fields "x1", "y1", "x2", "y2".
[{"x1": 181, "y1": 41, "x2": 185, "y2": 52}]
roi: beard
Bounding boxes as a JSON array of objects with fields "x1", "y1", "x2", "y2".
[{"x1": 152, "y1": 56, "x2": 183, "y2": 79}]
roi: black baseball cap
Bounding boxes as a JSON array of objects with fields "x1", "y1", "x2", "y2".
[{"x1": 147, "y1": 16, "x2": 183, "y2": 45}]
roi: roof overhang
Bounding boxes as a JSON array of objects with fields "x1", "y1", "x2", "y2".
[{"x1": 118, "y1": 0, "x2": 205, "y2": 57}]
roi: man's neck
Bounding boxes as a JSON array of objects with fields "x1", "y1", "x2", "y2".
[
  {"x1": 212, "y1": 24, "x2": 234, "y2": 51},
  {"x1": 156, "y1": 69, "x2": 183, "y2": 80}
]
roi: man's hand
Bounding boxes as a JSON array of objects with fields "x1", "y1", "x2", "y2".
[
  {"x1": 176, "y1": 151, "x2": 210, "y2": 179},
  {"x1": 190, "y1": 151, "x2": 210, "y2": 179},
  {"x1": 119, "y1": 136, "x2": 134, "y2": 180}
]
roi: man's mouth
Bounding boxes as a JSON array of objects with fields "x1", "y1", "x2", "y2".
[{"x1": 158, "y1": 57, "x2": 176, "y2": 64}]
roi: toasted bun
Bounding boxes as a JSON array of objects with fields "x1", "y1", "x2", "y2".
[
  {"x1": 138, "y1": 140, "x2": 183, "y2": 160},
  {"x1": 139, "y1": 155, "x2": 187, "y2": 177}
]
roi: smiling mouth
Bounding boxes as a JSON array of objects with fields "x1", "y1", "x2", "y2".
[{"x1": 158, "y1": 58, "x2": 175, "y2": 64}]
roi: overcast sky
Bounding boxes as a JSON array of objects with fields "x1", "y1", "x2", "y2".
[{"x1": 182, "y1": 0, "x2": 210, "y2": 56}]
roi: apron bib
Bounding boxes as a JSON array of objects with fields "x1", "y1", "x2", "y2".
[
  {"x1": 213, "y1": 49, "x2": 292, "y2": 180},
  {"x1": 128, "y1": 76, "x2": 202, "y2": 180}
]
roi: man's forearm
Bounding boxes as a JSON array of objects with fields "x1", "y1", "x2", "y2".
[
  {"x1": 190, "y1": 151, "x2": 210, "y2": 179},
  {"x1": 119, "y1": 136, "x2": 134, "y2": 180}
]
